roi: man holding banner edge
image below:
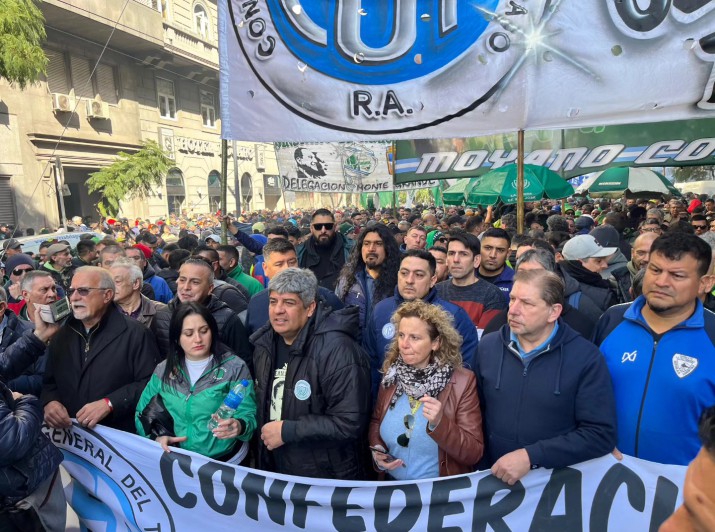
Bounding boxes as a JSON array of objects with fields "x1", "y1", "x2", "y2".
[{"x1": 477, "y1": 269, "x2": 617, "y2": 485}]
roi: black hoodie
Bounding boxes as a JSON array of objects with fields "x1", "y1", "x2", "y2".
[{"x1": 476, "y1": 321, "x2": 617, "y2": 469}]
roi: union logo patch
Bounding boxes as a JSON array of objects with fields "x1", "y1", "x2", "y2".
[{"x1": 672, "y1": 354, "x2": 698, "y2": 378}]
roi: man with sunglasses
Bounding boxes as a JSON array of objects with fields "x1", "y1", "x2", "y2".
[
  {"x1": 42, "y1": 266, "x2": 159, "y2": 434},
  {"x1": 3, "y1": 254, "x2": 35, "y2": 304},
  {"x1": 691, "y1": 214, "x2": 709, "y2": 235},
  {"x1": 297, "y1": 209, "x2": 353, "y2": 290}
]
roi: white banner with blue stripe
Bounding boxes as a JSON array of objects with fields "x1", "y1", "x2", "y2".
[
  {"x1": 46, "y1": 423, "x2": 686, "y2": 531},
  {"x1": 218, "y1": 1, "x2": 715, "y2": 142}
]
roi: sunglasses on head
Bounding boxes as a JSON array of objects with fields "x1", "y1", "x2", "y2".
[
  {"x1": 12, "y1": 268, "x2": 33, "y2": 276},
  {"x1": 312, "y1": 223, "x2": 334, "y2": 231}
]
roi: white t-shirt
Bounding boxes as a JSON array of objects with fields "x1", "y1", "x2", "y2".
[{"x1": 185, "y1": 356, "x2": 213, "y2": 386}]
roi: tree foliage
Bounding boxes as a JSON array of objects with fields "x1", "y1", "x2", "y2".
[
  {"x1": 674, "y1": 166, "x2": 715, "y2": 183},
  {"x1": 87, "y1": 140, "x2": 172, "y2": 217},
  {"x1": 0, "y1": 0, "x2": 47, "y2": 88}
]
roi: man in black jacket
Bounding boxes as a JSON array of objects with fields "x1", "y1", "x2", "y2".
[
  {"x1": 297, "y1": 209, "x2": 353, "y2": 290},
  {"x1": 42, "y1": 266, "x2": 159, "y2": 434},
  {"x1": 252, "y1": 268, "x2": 370, "y2": 480},
  {"x1": 0, "y1": 379, "x2": 65, "y2": 530},
  {"x1": 151, "y1": 258, "x2": 252, "y2": 370}
]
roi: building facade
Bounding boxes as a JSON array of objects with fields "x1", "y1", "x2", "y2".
[{"x1": 0, "y1": 0, "x2": 279, "y2": 231}]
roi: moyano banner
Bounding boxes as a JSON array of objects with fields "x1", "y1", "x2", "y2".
[
  {"x1": 46, "y1": 423, "x2": 686, "y2": 531},
  {"x1": 218, "y1": 1, "x2": 715, "y2": 141},
  {"x1": 394, "y1": 119, "x2": 715, "y2": 183}
]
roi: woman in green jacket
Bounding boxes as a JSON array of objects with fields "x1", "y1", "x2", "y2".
[{"x1": 136, "y1": 302, "x2": 256, "y2": 460}]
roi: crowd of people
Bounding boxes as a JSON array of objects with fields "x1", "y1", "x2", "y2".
[{"x1": 1, "y1": 194, "x2": 714, "y2": 531}]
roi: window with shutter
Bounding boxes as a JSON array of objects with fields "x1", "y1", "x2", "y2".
[
  {"x1": 0, "y1": 178, "x2": 17, "y2": 226},
  {"x1": 96, "y1": 64, "x2": 118, "y2": 104},
  {"x1": 70, "y1": 56, "x2": 95, "y2": 99},
  {"x1": 45, "y1": 50, "x2": 70, "y2": 94}
]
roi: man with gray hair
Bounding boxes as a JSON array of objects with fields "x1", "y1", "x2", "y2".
[
  {"x1": 110, "y1": 259, "x2": 166, "y2": 329},
  {"x1": 42, "y1": 266, "x2": 159, "y2": 433},
  {"x1": 0, "y1": 285, "x2": 58, "y2": 396},
  {"x1": 476, "y1": 269, "x2": 617, "y2": 485},
  {"x1": 252, "y1": 268, "x2": 371, "y2": 479}
]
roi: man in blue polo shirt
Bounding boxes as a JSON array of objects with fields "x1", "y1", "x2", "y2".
[{"x1": 594, "y1": 232, "x2": 715, "y2": 465}]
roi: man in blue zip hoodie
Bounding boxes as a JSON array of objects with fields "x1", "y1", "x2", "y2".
[
  {"x1": 365, "y1": 249, "x2": 478, "y2": 400},
  {"x1": 594, "y1": 232, "x2": 715, "y2": 466},
  {"x1": 477, "y1": 269, "x2": 617, "y2": 485}
]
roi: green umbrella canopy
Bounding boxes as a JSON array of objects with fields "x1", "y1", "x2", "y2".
[
  {"x1": 467, "y1": 164, "x2": 574, "y2": 206},
  {"x1": 577, "y1": 167, "x2": 682, "y2": 198},
  {"x1": 442, "y1": 178, "x2": 479, "y2": 206}
]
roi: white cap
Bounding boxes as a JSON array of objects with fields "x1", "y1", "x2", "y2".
[{"x1": 562, "y1": 235, "x2": 617, "y2": 261}]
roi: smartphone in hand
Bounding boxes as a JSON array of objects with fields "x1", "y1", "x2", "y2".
[{"x1": 369, "y1": 446, "x2": 406, "y2": 467}]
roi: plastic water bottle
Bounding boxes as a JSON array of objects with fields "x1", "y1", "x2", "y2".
[{"x1": 208, "y1": 379, "x2": 250, "y2": 430}]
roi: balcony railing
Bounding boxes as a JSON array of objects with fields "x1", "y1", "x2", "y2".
[
  {"x1": 133, "y1": 0, "x2": 160, "y2": 11},
  {"x1": 163, "y1": 21, "x2": 219, "y2": 69}
]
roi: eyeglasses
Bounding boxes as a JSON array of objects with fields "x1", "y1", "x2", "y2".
[
  {"x1": 68, "y1": 287, "x2": 109, "y2": 297},
  {"x1": 397, "y1": 414, "x2": 415, "y2": 447},
  {"x1": 692, "y1": 224, "x2": 707, "y2": 230},
  {"x1": 312, "y1": 223, "x2": 334, "y2": 231},
  {"x1": 641, "y1": 227, "x2": 661, "y2": 233},
  {"x1": 12, "y1": 268, "x2": 33, "y2": 276}
]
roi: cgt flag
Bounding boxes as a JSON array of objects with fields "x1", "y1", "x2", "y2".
[
  {"x1": 46, "y1": 423, "x2": 686, "y2": 531},
  {"x1": 218, "y1": 1, "x2": 715, "y2": 142}
]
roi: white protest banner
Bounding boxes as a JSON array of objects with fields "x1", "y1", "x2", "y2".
[
  {"x1": 218, "y1": 1, "x2": 715, "y2": 142},
  {"x1": 275, "y1": 141, "x2": 436, "y2": 192},
  {"x1": 46, "y1": 423, "x2": 686, "y2": 531}
]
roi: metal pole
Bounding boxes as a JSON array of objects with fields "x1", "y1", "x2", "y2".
[
  {"x1": 221, "y1": 139, "x2": 228, "y2": 244},
  {"x1": 54, "y1": 156, "x2": 68, "y2": 231},
  {"x1": 517, "y1": 129, "x2": 525, "y2": 235},
  {"x1": 233, "y1": 140, "x2": 241, "y2": 216}
]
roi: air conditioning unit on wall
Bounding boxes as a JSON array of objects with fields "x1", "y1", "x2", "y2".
[
  {"x1": 86, "y1": 99, "x2": 109, "y2": 119},
  {"x1": 51, "y1": 93, "x2": 72, "y2": 112}
]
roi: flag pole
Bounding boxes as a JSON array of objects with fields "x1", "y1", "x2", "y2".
[
  {"x1": 221, "y1": 139, "x2": 228, "y2": 244},
  {"x1": 517, "y1": 129, "x2": 525, "y2": 234}
]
